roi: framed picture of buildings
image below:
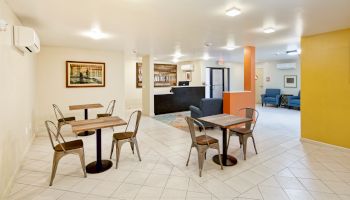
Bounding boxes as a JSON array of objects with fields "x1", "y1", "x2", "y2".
[
  {"x1": 284, "y1": 75, "x2": 297, "y2": 88},
  {"x1": 136, "y1": 63, "x2": 177, "y2": 88},
  {"x1": 66, "y1": 61, "x2": 105, "y2": 88}
]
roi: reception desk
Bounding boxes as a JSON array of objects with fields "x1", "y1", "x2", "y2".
[{"x1": 154, "y1": 86, "x2": 205, "y2": 115}]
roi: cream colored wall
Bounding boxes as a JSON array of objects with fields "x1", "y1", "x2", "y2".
[
  {"x1": 256, "y1": 59, "x2": 300, "y2": 96},
  {"x1": 177, "y1": 60, "x2": 204, "y2": 86},
  {"x1": 35, "y1": 46, "x2": 126, "y2": 136},
  {"x1": 0, "y1": 0, "x2": 37, "y2": 197}
]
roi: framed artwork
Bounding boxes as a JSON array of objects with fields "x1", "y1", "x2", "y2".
[
  {"x1": 66, "y1": 61, "x2": 105, "y2": 88},
  {"x1": 136, "y1": 63, "x2": 177, "y2": 88},
  {"x1": 185, "y1": 72, "x2": 192, "y2": 82},
  {"x1": 284, "y1": 75, "x2": 297, "y2": 88}
]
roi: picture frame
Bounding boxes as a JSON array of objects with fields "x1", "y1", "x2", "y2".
[
  {"x1": 284, "y1": 75, "x2": 297, "y2": 88},
  {"x1": 66, "y1": 61, "x2": 105, "y2": 88},
  {"x1": 185, "y1": 72, "x2": 192, "y2": 82}
]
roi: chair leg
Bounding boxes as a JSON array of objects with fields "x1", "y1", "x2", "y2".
[
  {"x1": 226, "y1": 133, "x2": 232, "y2": 152},
  {"x1": 115, "y1": 142, "x2": 121, "y2": 169},
  {"x1": 239, "y1": 135, "x2": 243, "y2": 148},
  {"x1": 242, "y1": 135, "x2": 248, "y2": 160},
  {"x1": 78, "y1": 149, "x2": 87, "y2": 178},
  {"x1": 215, "y1": 145, "x2": 223, "y2": 170},
  {"x1": 130, "y1": 142, "x2": 135, "y2": 154},
  {"x1": 251, "y1": 136, "x2": 258, "y2": 155},
  {"x1": 186, "y1": 145, "x2": 193, "y2": 166},
  {"x1": 50, "y1": 152, "x2": 62, "y2": 186},
  {"x1": 110, "y1": 140, "x2": 115, "y2": 159},
  {"x1": 134, "y1": 139, "x2": 141, "y2": 162},
  {"x1": 197, "y1": 148, "x2": 206, "y2": 177}
]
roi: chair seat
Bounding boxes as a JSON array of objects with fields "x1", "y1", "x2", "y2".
[
  {"x1": 230, "y1": 128, "x2": 252, "y2": 135},
  {"x1": 113, "y1": 132, "x2": 134, "y2": 140},
  {"x1": 196, "y1": 135, "x2": 218, "y2": 145},
  {"x1": 97, "y1": 113, "x2": 112, "y2": 118},
  {"x1": 58, "y1": 116, "x2": 76, "y2": 123},
  {"x1": 54, "y1": 139, "x2": 83, "y2": 152},
  {"x1": 264, "y1": 97, "x2": 276, "y2": 102}
]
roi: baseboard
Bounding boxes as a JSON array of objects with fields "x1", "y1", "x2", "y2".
[
  {"x1": 1, "y1": 135, "x2": 35, "y2": 199},
  {"x1": 300, "y1": 138, "x2": 350, "y2": 152}
]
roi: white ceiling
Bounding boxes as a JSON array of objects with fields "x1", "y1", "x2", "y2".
[{"x1": 6, "y1": 0, "x2": 350, "y2": 62}]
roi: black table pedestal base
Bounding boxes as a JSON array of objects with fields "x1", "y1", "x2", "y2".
[
  {"x1": 213, "y1": 154, "x2": 238, "y2": 166},
  {"x1": 86, "y1": 160, "x2": 113, "y2": 174},
  {"x1": 77, "y1": 130, "x2": 95, "y2": 136}
]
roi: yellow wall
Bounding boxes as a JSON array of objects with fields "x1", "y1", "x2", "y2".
[{"x1": 301, "y1": 28, "x2": 350, "y2": 148}]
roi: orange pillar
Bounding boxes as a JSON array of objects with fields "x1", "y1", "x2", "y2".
[{"x1": 223, "y1": 46, "x2": 256, "y2": 114}]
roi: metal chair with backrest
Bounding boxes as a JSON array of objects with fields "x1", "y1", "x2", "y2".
[
  {"x1": 97, "y1": 100, "x2": 116, "y2": 118},
  {"x1": 110, "y1": 110, "x2": 142, "y2": 169},
  {"x1": 227, "y1": 108, "x2": 259, "y2": 160},
  {"x1": 52, "y1": 104, "x2": 76, "y2": 133},
  {"x1": 185, "y1": 116, "x2": 223, "y2": 177},
  {"x1": 45, "y1": 120, "x2": 87, "y2": 186}
]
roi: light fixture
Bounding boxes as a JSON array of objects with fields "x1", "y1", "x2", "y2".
[
  {"x1": 173, "y1": 51, "x2": 184, "y2": 58},
  {"x1": 0, "y1": 19, "x2": 8, "y2": 32},
  {"x1": 82, "y1": 28, "x2": 109, "y2": 40},
  {"x1": 263, "y1": 27, "x2": 276, "y2": 34},
  {"x1": 225, "y1": 7, "x2": 241, "y2": 17},
  {"x1": 224, "y1": 45, "x2": 238, "y2": 51},
  {"x1": 202, "y1": 53, "x2": 210, "y2": 60},
  {"x1": 172, "y1": 57, "x2": 179, "y2": 63}
]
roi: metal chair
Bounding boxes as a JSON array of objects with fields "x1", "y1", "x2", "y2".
[
  {"x1": 97, "y1": 100, "x2": 116, "y2": 118},
  {"x1": 45, "y1": 120, "x2": 87, "y2": 186},
  {"x1": 227, "y1": 108, "x2": 259, "y2": 160},
  {"x1": 52, "y1": 104, "x2": 75, "y2": 133},
  {"x1": 185, "y1": 116, "x2": 223, "y2": 177},
  {"x1": 110, "y1": 110, "x2": 142, "y2": 169}
]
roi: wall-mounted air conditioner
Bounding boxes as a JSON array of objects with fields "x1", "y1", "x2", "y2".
[
  {"x1": 181, "y1": 64, "x2": 194, "y2": 71},
  {"x1": 276, "y1": 62, "x2": 296, "y2": 70},
  {"x1": 14, "y1": 26, "x2": 40, "y2": 53}
]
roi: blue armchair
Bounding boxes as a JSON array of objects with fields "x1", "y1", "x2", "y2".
[
  {"x1": 189, "y1": 98, "x2": 223, "y2": 128},
  {"x1": 261, "y1": 89, "x2": 281, "y2": 107},
  {"x1": 288, "y1": 91, "x2": 300, "y2": 108}
]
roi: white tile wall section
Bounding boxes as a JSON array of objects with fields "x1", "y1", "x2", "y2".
[{"x1": 4, "y1": 106, "x2": 350, "y2": 200}]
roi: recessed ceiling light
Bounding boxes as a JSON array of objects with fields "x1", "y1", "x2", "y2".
[
  {"x1": 263, "y1": 27, "x2": 276, "y2": 34},
  {"x1": 225, "y1": 7, "x2": 241, "y2": 17},
  {"x1": 173, "y1": 51, "x2": 184, "y2": 58},
  {"x1": 202, "y1": 53, "x2": 210, "y2": 60},
  {"x1": 172, "y1": 57, "x2": 179, "y2": 63},
  {"x1": 83, "y1": 28, "x2": 109, "y2": 40},
  {"x1": 224, "y1": 45, "x2": 238, "y2": 51}
]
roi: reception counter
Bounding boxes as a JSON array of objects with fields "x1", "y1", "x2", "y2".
[{"x1": 154, "y1": 86, "x2": 205, "y2": 115}]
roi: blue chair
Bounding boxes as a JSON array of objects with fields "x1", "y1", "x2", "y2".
[
  {"x1": 288, "y1": 91, "x2": 300, "y2": 108},
  {"x1": 261, "y1": 89, "x2": 281, "y2": 107},
  {"x1": 189, "y1": 98, "x2": 223, "y2": 128}
]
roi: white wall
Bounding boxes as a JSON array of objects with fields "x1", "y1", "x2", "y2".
[
  {"x1": 257, "y1": 59, "x2": 300, "y2": 95},
  {"x1": 177, "y1": 60, "x2": 203, "y2": 86},
  {"x1": 35, "y1": 46, "x2": 126, "y2": 135},
  {"x1": 0, "y1": 0, "x2": 37, "y2": 197}
]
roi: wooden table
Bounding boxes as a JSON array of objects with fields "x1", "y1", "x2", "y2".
[
  {"x1": 69, "y1": 103, "x2": 103, "y2": 136},
  {"x1": 199, "y1": 114, "x2": 252, "y2": 166},
  {"x1": 70, "y1": 116, "x2": 127, "y2": 173}
]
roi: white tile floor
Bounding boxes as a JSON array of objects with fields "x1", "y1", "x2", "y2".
[{"x1": 5, "y1": 106, "x2": 350, "y2": 200}]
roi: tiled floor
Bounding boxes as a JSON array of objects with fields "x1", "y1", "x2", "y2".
[{"x1": 5, "y1": 106, "x2": 350, "y2": 200}]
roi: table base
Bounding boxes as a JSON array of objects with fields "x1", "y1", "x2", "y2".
[
  {"x1": 213, "y1": 154, "x2": 238, "y2": 166},
  {"x1": 86, "y1": 160, "x2": 113, "y2": 174},
  {"x1": 78, "y1": 130, "x2": 95, "y2": 136}
]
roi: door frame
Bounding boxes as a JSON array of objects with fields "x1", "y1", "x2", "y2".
[{"x1": 208, "y1": 67, "x2": 230, "y2": 98}]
